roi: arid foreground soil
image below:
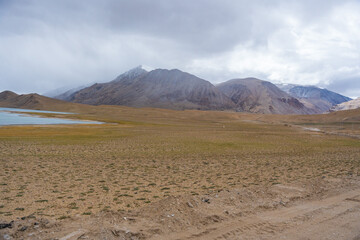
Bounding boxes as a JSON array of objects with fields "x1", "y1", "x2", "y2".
[
  {"x1": 0, "y1": 105, "x2": 360, "y2": 239},
  {"x1": 1, "y1": 177, "x2": 360, "y2": 240}
]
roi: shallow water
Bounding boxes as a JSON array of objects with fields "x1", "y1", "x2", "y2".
[
  {"x1": 0, "y1": 107, "x2": 102, "y2": 126},
  {"x1": 0, "y1": 107, "x2": 72, "y2": 114}
]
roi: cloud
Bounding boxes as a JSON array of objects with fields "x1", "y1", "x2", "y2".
[
  {"x1": 0, "y1": 0, "x2": 359, "y2": 97},
  {"x1": 187, "y1": 1, "x2": 360, "y2": 97}
]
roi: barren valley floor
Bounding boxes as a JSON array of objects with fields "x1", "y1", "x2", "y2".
[{"x1": 0, "y1": 105, "x2": 360, "y2": 239}]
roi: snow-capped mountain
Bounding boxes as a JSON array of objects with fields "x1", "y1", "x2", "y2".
[{"x1": 111, "y1": 65, "x2": 150, "y2": 82}]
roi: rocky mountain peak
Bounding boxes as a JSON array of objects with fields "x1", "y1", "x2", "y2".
[{"x1": 112, "y1": 65, "x2": 150, "y2": 82}]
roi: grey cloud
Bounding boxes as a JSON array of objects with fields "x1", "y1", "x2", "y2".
[
  {"x1": 326, "y1": 77, "x2": 360, "y2": 98},
  {"x1": 0, "y1": 0, "x2": 359, "y2": 97}
]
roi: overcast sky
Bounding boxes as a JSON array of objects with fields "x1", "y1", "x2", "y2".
[{"x1": 1, "y1": 0, "x2": 360, "y2": 97}]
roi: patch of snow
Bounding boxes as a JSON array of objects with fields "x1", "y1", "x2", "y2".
[{"x1": 140, "y1": 64, "x2": 154, "y2": 71}]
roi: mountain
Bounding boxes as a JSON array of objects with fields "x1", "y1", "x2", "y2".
[
  {"x1": 0, "y1": 90, "x2": 18, "y2": 101},
  {"x1": 216, "y1": 78, "x2": 314, "y2": 114},
  {"x1": 44, "y1": 84, "x2": 92, "y2": 100},
  {"x1": 0, "y1": 90, "x2": 85, "y2": 112},
  {"x1": 54, "y1": 84, "x2": 94, "y2": 101},
  {"x1": 53, "y1": 66, "x2": 350, "y2": 114},
  {"x1": 64, "y1": 66, "x2": 235, "y2": 110},
  {"x1": 43, "y1": 86, "x2": 75, "y2": 98},
  {"x1": 277, "y1": 84, "x2": 351, "y2": 113},
  {"x1": 330, "y1": 98, "x2": 360, "y2": 112}
]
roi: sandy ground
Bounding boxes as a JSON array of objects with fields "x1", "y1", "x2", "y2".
[
  {"x1": 1, "y1": 106, "x2": 360, "y2": 239},
  {"x1": 1, "y1": 176, "x2": 360, "y2": 239}
]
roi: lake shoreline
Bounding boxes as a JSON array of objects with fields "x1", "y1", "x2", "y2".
[{"x1": 0, "y1": 107, "x2": 103, "y2": 126}]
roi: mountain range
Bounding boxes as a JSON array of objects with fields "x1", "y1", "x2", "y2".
[
  {"x1": 52, "y1": 66, "x2": 352, "y2": 114},
  {"x1": 1, "y1": 66, "x2": 354, "y2": 115}
]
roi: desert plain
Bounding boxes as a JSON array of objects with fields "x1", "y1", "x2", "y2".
[{"x1": 1, "y1": 104, "x2": 360, "y2": 239}]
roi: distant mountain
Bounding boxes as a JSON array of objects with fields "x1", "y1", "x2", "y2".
[
  {"x1": 55, "y1": 83, "x2": 103, "y2": 101},
  {"x1": 0, "y1": 90, "x2": 83, "y2": 112},
  {"x1": 277, "y1": 84, "x2": 351, "y2": 113},
  {"x1": 64, "y1": 66, "x2": 235, "y2": 110},
  {"x1": 43, "y1": 86, "x2": 74, "y2": 98},
  {"x1": 44, "y1": 84, "x2": 92, "y2": 100},
  {"x1": 216, "y1": 78, "x2": 314, "y2": 114},
  {"x1": 330, "y1": 98, "x2": 360, "y2": 112}
]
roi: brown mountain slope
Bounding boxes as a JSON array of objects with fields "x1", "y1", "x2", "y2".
[
  {"x1": 66, "y1": 67, "x2": 235, "y2": 110},
  {"x1": 216, "y1": 78, "x2": 315, "y2": 114},
  {"x1": 0, "y1": 91, "x2": 91, "y2": 113},
  {"x1": 0, "y1": 90, "x2": 18, "y2": 101}
]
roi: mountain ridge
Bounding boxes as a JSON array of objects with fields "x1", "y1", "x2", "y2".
[
  {"x1": 5, "y1": 67, "x2": 353, "y2": 115},
  {"x1": 63, "y1": 68, "x2": 236, "y2": 111},
  {"x1": 54, "y1": 67, "x2": 352, "y2": 114},
  {"x1": 216, "y1": 78, "x2": 314, "y2": 114},
  {"x1": 0, "y1": 90, "x2": 91, "y2": 113},
  {"x1": 277, "y1": 84, "x2": 351, "y2": 113}
]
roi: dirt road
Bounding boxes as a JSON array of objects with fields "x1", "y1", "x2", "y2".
[{"x1": 159, "y1": 188, "x2": 360, "y2": 240}]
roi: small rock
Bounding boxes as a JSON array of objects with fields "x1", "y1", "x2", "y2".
[
  {"x1": 2, "y1": 234, "x2": 11, "y2": 240},
  {"x1": 20, "y1": 226, "x2": 28, "y2": 231},
  {"x1": 0, "y1": 221, "x2": 13, "y2": 229},
  {"x1": 202, "y1": 198, "x2": 210, "y2": 204},
  {"x1": 111, "y1": 230, "x2": 120, "y2": 236},
  {"x1": 186, "y1": 202, "x2": 194, "y2": 208}
]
